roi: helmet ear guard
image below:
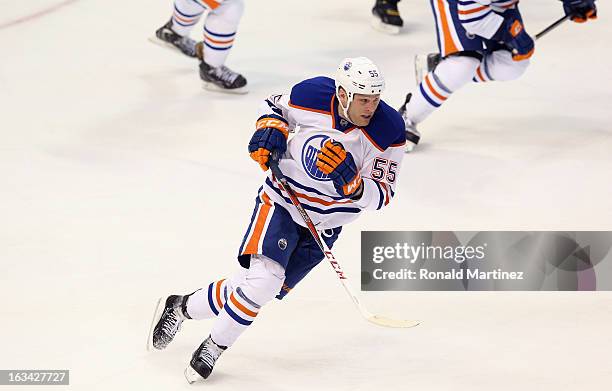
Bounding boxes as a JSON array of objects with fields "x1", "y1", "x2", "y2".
[{"x1": 335, "y1": 57, "x2": 385, "y2": 120}]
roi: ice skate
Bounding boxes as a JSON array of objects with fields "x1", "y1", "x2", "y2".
[
  {"x1": 149, "y1": 20, "x2": 197, "y2": 58},
  {"x1": 414, "y1": 53, "x2": 441, "y2": 84},
  {"x1": 184, "y1": 336, "x2": 227, "y2": 383},
  {"x1": 398, "y1": 93, "x2": 421, "y2": 152},
  {"x1": 147, "y1": 295, "x2": 187, "y2": 351},
  {"x1": 371, "y1": 0, "x2": 403, "y2": 35},
  {"x1": 195, "y1": 42, "x2": 248, "y2": 94}
]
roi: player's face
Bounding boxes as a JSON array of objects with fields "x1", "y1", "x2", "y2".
[{"x1": 348, "y1": 93, "x2": 380, "y2": 126}]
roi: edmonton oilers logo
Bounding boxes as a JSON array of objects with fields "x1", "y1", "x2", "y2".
[{"x1": 301, "y1": 135, "x2": 332, "y2": 181}]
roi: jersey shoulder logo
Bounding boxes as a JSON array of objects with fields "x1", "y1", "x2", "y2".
[{"x1": 301, "y1": 135, "x2": 332, "y2": 181}]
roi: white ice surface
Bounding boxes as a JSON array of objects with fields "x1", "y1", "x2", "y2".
[{"x1": 1, "y1": 1, "x2": 611, "y2": 390}]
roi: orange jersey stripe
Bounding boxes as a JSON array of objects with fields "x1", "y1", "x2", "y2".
[
  {"x1": 437, "y1": 0, "x2": 459, "y2": 56},
  {"x1": 272, "y1": 177, "x2": 352, "y2": 206},
  {"x1": 359, "y1": 128, "x2": 384, "y2": 152},
  {"x1": 288, "y1": 101, "x2": 331, "y2": 116},
  {"x1": 230, "y1": 293, "x2": 258, "y2": 318},
  {"x1": 244, "y1": 192, "x2": 272, "y2": 254},
  {"x1": 330, "y1": 96, "x2": 337, "y2": 129},
  {"x1": 197, "y1": 0, "x2": 220, "y2": 10},
  {"x1": 458, "y1": 5, "x2": 488, "y2": 15}
]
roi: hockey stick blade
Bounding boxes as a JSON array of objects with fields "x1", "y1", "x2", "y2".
[{"x1": 367, "y1": 315, "x2": 420, "y2": 328}]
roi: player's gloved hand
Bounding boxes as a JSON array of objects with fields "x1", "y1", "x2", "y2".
[
  {"x1": 492, "y1": 11, "x2": 534, "y2": 61},
  {"x1": 248, "y1": 116, "x2": 289, "y2": 171},
  {"x1": 562, "y1": 0, "x2": 597, "y2": 23},
  {"x1": 316, "y1": 140, "x2": 363, "y2": 199}
]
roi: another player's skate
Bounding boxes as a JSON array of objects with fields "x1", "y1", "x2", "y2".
[
  {"x1": 149, "y1": 20, "x2": 197, "y2": 58},
  {"x1": 398, "y1": 93, "x2": 421, "y2": 153},
  {"x1": 371, "y1": 0, "x2": 404, "y2": 35},
  {"x1": 147, "y1": 295, "x2": 187, "y2": 351},
  {"x1": 414, "y1": 53, "x2": 441, "y2": 84},
  {"x1": 195, "y1": 42, "x2": 248, "y2": 94},
  {"x1": 184, "y1": 336, "x2": 227, "y2": 383}
]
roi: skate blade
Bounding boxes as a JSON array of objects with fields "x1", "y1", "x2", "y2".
[
  {"x1": 414, "y1": 54, "x2": 429, "y2": 85},
  {"x1": 184, "y1": 366, "x2": 204, "y2": 384},
  {"x1": 148, "y1": 36, "x2": 197, "y2": 59},
  {"x1": 202, "y1": 81, "x2": 249, "y2": 95},
  {"x1": 370, "y1": 18, "x2": 401, "y2": 35},
  {"x1": 146, "y1": 297, "x2": 164, "y2": 352}
]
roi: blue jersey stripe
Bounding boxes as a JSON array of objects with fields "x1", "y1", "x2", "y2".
[
  {"x1": 459, "y1": 10, "x2": 492, "y2": 24},
  {"x1": 281, "y1": 176, "x2": 345, "y2": 200},
  {"x1": 266, "y1": 181, "x2": 361, "y2": 215}
]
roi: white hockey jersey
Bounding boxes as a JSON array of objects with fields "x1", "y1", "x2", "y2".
[
  {"x1": 456, "y1": 0, "x2": 520, "y2": 39},
  {"x1": 255, "y1": 76, "x2": 406, "y2": 230}
]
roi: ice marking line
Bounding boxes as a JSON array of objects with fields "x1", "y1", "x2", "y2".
[{"x1": 0, "y1": 0, "x2": 80, "y2": 31}]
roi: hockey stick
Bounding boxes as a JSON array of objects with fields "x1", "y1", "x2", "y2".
[
  {"x1": 269, "y1": 151, "x2": 419, "y2": 328},
  {"x1": 535, "y1": 15, "x2": 570, "y2": 41}
]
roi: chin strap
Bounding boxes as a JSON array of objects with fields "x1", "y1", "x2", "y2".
[{"x1": 336, "y1": 89, "x2": 354, "y2": 124}]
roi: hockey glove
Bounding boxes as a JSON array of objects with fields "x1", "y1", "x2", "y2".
[
  {"x1": 248, "y1": 116, "x2": 289, "y2": 171},
  {"x1": 562, "y1": 0, "x2": 597, "y2": 23},
  {"x1": 316, "y1": 140, "x2": 363, "y2": 199},
  {"x1": 492, "y1": 10, "x2": 534, "y2": 61}
]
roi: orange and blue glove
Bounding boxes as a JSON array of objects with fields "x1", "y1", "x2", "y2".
[
  {"x1": 562, "y1": 0, "x2": 597, "y2": 23},
  {"x1": 248, "y1": 115, "x2": 289, "y2": 171},
  {"x1": 492, "y1": 10, "x2": 534, "y2": 61},
  {"x1": 316, "y1": 140, "x2": 363, "y2": 199}
]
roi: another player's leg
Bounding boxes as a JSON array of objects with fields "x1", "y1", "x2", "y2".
[
  {"x1": 196, "y1": 0, "x2": 247, "y2": 93},
  {"x1": 371, "y1": 0, "x2": 404, "y2": 35},
  {"x1": 472, "y1": 49, "x2": 530, "y2": 83},
  {"x1": 152, "y1": 0, "x2": 206, "y2": 58},
  {"x1": 400, "y1": 53, "x2": 480, "y2": 151},
  {"x1": 400, "y1": 0, "x2": 483, "y2": 152}
]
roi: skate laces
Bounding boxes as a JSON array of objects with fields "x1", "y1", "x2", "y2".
[
  {"x1": 161, "y1": 306, "x2": 184, "y2": 339},
  {"x1": 198, "y1": 339, "x2": 224, "y2": 368},
  {"x1": 212, "y1": 66, "x2": 239, "y2": 84}
]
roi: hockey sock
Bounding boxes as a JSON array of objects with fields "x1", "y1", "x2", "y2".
[
  {"x1": 210, "y1": 255, "x2": 284, "y2": 347},
  {"x1": 202, "y1": 0, "x2": 243, "y2": 67},
  {"x1": 473, "y1": 50, "x2": 530, "y2": 83},
  {"x1": 405, "y1": 55, "x2": 479, "y2": 124},
  {"x1": 170, "y1": 0, "x2": 206, "y2": 36},
  {"x1": 184, "y1": 279, "x2": 229, "y2": 319}
]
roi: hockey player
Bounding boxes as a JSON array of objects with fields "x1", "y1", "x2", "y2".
[
  {"x1": 399, "y1": 0, "x2": 597, "y2": 151},
  {"x1": 153, "y1": 0, "x2": 247, "y2": 93},
  {"x1": 148, "y1": 57, "x2": 406, "y2": 382},
  {"x1": 371, "y1": 0, "x2": 404, "y2": 34}
]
